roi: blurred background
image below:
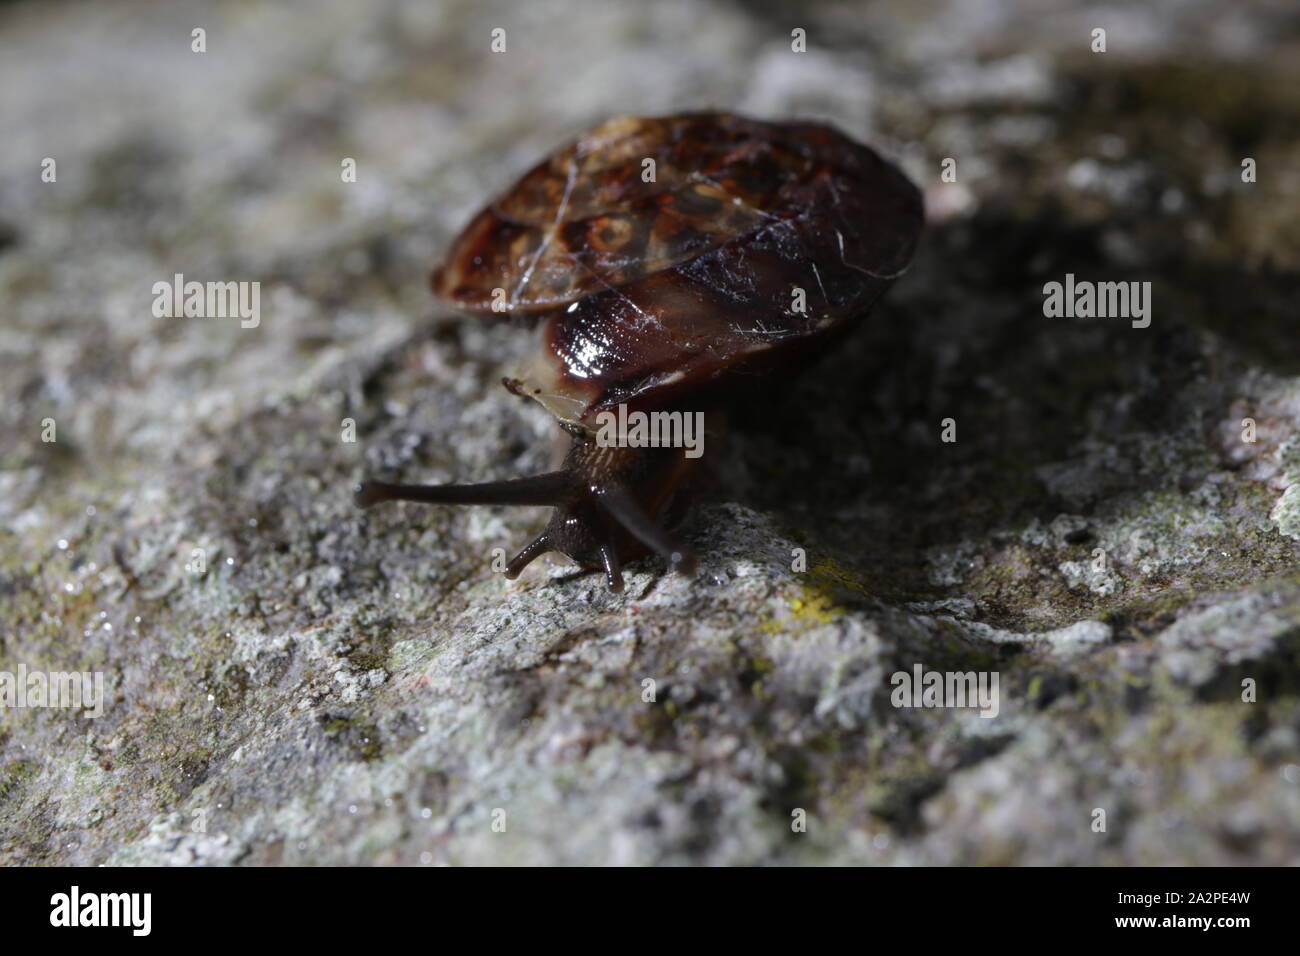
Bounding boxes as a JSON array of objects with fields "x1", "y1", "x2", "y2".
[{"x1": 1, "y1": 0, "x2": 1298, "y2": 865}]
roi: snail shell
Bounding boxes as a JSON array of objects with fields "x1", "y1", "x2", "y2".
[{"x1": 433, "y1": 112, "x2": 922, "y2": 430}]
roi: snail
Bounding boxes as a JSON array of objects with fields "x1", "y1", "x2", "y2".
[{"x1": 355, "y1": 112, "x2": 923, "y2": 591}]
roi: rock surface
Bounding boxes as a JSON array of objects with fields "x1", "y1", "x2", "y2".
[{"x1": 1, "y1": 0, "x2": 1298, "y2": 865}]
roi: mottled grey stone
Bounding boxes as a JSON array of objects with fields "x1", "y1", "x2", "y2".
[{"x1": 1, "y1": 0, "x2": 1298, "y2": 866}]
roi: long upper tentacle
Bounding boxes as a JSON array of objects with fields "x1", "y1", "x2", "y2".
[{"x1": 354, "y1": 472, "x2": 570, "y2": 509}]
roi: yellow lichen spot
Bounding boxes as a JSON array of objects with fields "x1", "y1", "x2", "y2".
[
  {"x1": 1027, "y1": 675, "x2": 1043, "y2": 701},
  {"x1": 761, "y1": 557, "x2": 869, "y2": 635}
]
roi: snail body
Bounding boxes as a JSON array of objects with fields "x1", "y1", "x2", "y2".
[{"x1": 356, "y1": 113, "x2": 922, "y2": 590}]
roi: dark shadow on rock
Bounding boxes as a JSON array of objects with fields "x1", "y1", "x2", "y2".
[{"x1": 719, "y1": 206, "x2": 1294, "y2": 626}]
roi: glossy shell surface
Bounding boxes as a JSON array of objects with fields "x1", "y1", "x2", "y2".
[{"x1": 433, "y1": 112, "x2": 923, "y2": 428}]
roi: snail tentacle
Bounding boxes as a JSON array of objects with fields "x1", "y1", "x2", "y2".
[
  {"x1": 505, "y1": 532, "x2": 554, "y2": 579},
  {"x1": 353, "y1": 472, "x2": 569, "y2": 509}
]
